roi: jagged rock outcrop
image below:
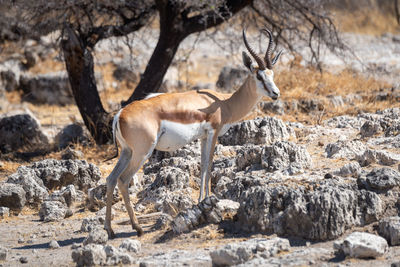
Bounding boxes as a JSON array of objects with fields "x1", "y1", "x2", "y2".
[{"x1": 218, "y1": 117, "x2": 295, "y2": 146}]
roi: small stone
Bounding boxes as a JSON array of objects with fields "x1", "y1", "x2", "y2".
[
  {"x1": 81, "y1": 217, "x2": 104, "y2": 232},
  {"x1": 0, "y1": 207, "x2": 10, "y2": 218},
  {"x1": 119, "y1": 239, "x2": 141, "y2": 253},
  {"x1": 0, "y1": 246, "x2": 8, "y2": 260},
  {"x1": 324, "y1": 173, "x2": 333, "y2": 179},
  {"x1": 83, "y1": 227, "x2": 108, "y2": 245},
  {"x1": 360, "y1": 120, "x2": 380, "y2": 137},
  {"x1": 48, "y1": 240, "x2": 60, "y2": 249},
  {"x1": 39, "y1": 201, "x2": 67, "y2": 222},
  {"x1": 104, "y1": 244, "x2": 134, "y2": 265},
  {"x1": 19, "y1": 256, "x2": 28, "y2": 263},
  {"x1": 71, "y1": 243, "x2": 81, "y2": 249}
]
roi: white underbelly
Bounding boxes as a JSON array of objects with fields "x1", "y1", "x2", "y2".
[{"x1": 155, "y1": 120, "x2": 210, "y2": 152}]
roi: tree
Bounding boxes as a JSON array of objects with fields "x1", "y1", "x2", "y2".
[{"x1": 14, "y1": 0, "x2": 346, "y2": 144}]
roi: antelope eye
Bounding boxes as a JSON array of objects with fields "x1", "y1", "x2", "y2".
[{"x1": 256, "y1": 73, "x2": 262, "y2": 81}]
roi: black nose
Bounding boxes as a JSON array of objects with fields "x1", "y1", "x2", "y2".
[{"x1": 271, "y1": 92, "x2": 279, "y2": 100}]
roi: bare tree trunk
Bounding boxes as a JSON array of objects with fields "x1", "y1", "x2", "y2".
[{"x1": 61, "y1": 26, "x2": 112, "y2": 144}]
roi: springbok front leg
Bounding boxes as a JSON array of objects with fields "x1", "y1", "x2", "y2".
[
  {"x1": 199, "y1": 128, "x2": 218, "y2": 202},
  {"x1": 205, "y1": 133, "x2": 219, "y2": 199}
]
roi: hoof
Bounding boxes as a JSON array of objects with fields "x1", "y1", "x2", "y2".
[
  {"x1": 106, "y1": 229, "x2": 116, "y2": 239},
  {"x1": 136, "y1": 227, "x2": 144, "y2": 237}
]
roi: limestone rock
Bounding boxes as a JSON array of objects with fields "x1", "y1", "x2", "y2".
[
  {"x1": 81, "y1": 217, "x2": 104, "y2": 233},
  {"x1": 324, "y1": 115, "x2": 367, "y2": 130},
  {"x1": 218, "y1": 117, "x2": 295, "y2": 146},
  {"x1": 261, "y1": 141, "x2": 312, "y2": 174},
  {"x1": 119, "y1": 239, "x2": 141, "y2": 253},
  {"x1": 366, "y1": 168, "x2": 400, "y2": 191},
  {"x1": 0, "y1": 110, "x2": 49, "y2": 153},
  {"x1": 47, "y1": 185, "x2": 77, "y2": 207},
  {"x1": 325, "y1": 140, "x2": 366, "y2": 159},
  {"x1": 360, "y1": 120, "x2": 381, "y2": 137},
  {"x1": 39, "y1": 201, "x2": 67, "y2": 222},
  {"x1": 356, "y1": 149, "x2": 400, "y2": 167},
  {"x1": 334, "y1": 232, "x2": 388, "y2": 259},
  {"x1": 378, "y1": 217, "x2": 400, "y2": 246},
  {"x1": 172, "y1": 196, "x2": 239, "y2": 234},
  {"x1": 19, "y1": 72, "x2": 73, "y2": 105},
  {"x1": 29, "y1": 159, "x2": 101, "y2": 191},
  {"x1": 104, "y1": 245, "x2": 133, "y2": 265},
  {"x1": 210, "y1": 237, "x2": 290, "y2": 266},
  {"x1": 55, "y1": 124, "x2": 91, "y2": 149},
  {"x1": 83, "y1": 227, "x2": 108, "y2": 245},
  {"x1": 71, "y1": 244, "x2": 107, "y2": 266},
  {"x1": 7, "y1": 166, "x2": 48, "y2": 206},
  {"x1": 237, "y1": 181, "x2": 382, "y2": 241},
  {"x1": 87, "y1": 184, "x2": 119, "y2": 211},
  {"x1": 0, "y1": 183, "x2": 26, "y2": 213},
  {"x1": 334, "y1": 162, "x2": 362, "y2": 177}
]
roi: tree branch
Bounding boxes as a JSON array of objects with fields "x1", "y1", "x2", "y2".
[
  {"x1": 84, "y1": 4, "x2": 156, "y2": 47},
  {"x1": 183, "y1": 0, "x2": 252, "y2": 35}
]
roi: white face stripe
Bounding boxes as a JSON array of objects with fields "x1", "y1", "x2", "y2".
[{"x1": 255, "y1": 70, "x2": 280, "y2": 99}]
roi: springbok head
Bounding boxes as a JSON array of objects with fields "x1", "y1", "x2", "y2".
[{"x1": 242, "y1": 28, "x2": 282, "y2": 100}]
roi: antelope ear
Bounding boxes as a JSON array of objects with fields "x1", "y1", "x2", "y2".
[{"x1": 242, "y1": 51, "x2": 254, "y2": 72}]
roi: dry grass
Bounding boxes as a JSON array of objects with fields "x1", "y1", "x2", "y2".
[
  {"x1": 271, "y1": 59, "x2": 398, "y2": 124},
  {"x1": 332, "y1": 8, "x2": 400, "y2": 35}
]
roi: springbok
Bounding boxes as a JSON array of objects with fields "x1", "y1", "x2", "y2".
[{"x1": 105, "y1": 28, "x2": 282, "y2": 238}]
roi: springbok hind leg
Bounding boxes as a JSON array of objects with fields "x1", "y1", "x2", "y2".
[
  {"x1": 105, "y1": 148, "x2": 132, "y2": 239},
  {"x1": 117, "y1": 165, "x2": 144, "y2": 236},
  {"x1": 117, "y1": 142, "x2": 156, "y2": 237}
]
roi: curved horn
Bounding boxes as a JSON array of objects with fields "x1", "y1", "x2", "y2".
[
  {"x1": 262, "y1": 28, "x2": 274, "y2": 69},
  {"x1": 271, "y1": 49, "x2": 283, "y2": 66},
  {"x1": 242, "y1": 29, "x2": 266, "y2": 70}
]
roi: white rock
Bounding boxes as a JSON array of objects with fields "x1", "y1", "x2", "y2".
[
  {"x1": 48, "y1": 240, "x2": 60, "y2": 249},
  {"x1": 210, "y1": 237, "x2": 290, "y2": 266},
  {"x1": 119, "y1": 239, "x2": 141, "y2": 253},
  {"x1": 378, "y1": 217, "x2": 400, "y2": 246},
  {"x1": 333, "y1": 162, "x2": 361, "y2": 177},
  {"x1": 104, "y1": 245, "x2": 134, "y2": 265},
  {"x1": 335, "y1": 232, "x2": 388, "y2": 258},
  {"x1": 83, "y1": 227, "x2": 108, "y2": 245},
  {"x1": 71, "y1": 244, "x2": 107, "y2": 266}
]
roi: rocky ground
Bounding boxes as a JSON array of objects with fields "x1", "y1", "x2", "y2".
[{"x1": 0, "y1": 27, "x2": 400, "y2": 266}]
